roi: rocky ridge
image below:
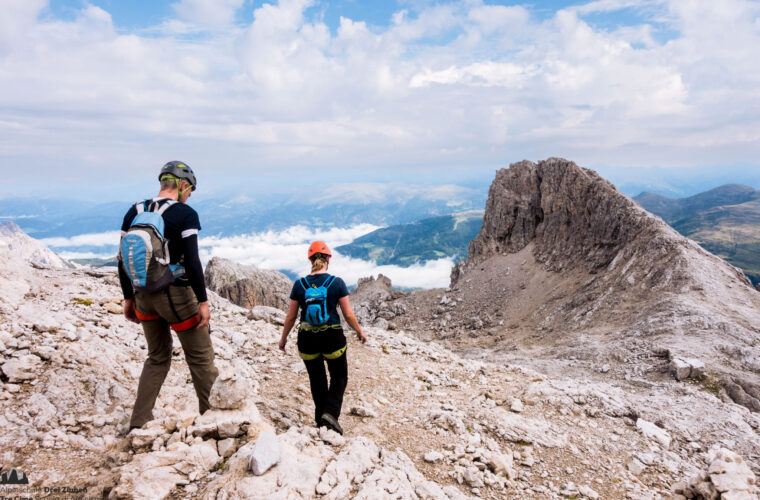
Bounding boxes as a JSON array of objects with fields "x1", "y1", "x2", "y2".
[
  {"x1": 2, "y1": 228, "x2": 759, "y2": 498},
  {"x1": 204, "y1": 256, "x2": 291, "y2": 310},
  {"x1": 0, "y1": 221, "x2": 68, "y2": 269}
]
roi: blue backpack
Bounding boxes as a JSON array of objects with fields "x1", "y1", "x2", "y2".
[
  {"x1": 299, "y1": 275, "x2": 337, "y2": 325},
  {"x1": 119, "y1": 199, "x2": 185, "y2": 293}
]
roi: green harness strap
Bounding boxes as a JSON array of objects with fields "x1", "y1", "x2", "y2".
[
  {"x1": 299, "y1": 323, "x2": 341, "y2": 332},
  {"x1": 298, "y1": 345, "x2": 347, "y2": 361}
]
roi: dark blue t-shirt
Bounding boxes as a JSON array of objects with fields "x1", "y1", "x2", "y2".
[{"x1": 290, "y1": 274, "x2": 349, "y2": 326}]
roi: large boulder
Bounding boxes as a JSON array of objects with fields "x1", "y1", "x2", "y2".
[
  {"x1": 204, "y1": 257, "x2": 291, "y2": 311},
  {"x1": 350, "y1": 275, "x2": 406, "y2": 327}
]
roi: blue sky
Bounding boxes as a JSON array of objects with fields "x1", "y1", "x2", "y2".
[
  {"x1": 45, "y1": 1, "x2": 646, "y2": 32},
  {"x1": 2, "y1": 0, "x2": 760, "y2": 199}
]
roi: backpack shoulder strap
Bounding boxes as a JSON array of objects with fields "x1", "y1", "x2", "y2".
[
  {"x1": 157, "y1": 199, "x2": 177, "y2": 215},
  {"x1": 135, "y1": 200, "x2": 147, "y2": 214},
  {"x1": 323, "y1": 275, "x2": 337, "y2": 289},
  {"x1": 299, "y1": 277, "x2": 309, "y2": 292}
]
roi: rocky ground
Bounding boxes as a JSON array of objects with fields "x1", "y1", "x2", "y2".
[{"x1": 1, "y1": 256, "x2": 758, "y2": 499}]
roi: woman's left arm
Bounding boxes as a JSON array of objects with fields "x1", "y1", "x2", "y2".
[{"x1": 338, "y1": 296, "x2": 367, "y2": 343}]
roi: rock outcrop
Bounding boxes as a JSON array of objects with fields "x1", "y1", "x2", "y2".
[
  {"x1": 204, "y1": 257, "x2": 291, "y2": 311},
  {"x1": 0, "y1": 221, "x2": 69, "y2": 269},
  {"x1": 350, "y1": 274, "x2": 406, "y2": 329}
]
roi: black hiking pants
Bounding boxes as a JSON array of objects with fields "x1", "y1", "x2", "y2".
[{"x1": 297, "y1": 326, "x2": 348, "y2": 426}]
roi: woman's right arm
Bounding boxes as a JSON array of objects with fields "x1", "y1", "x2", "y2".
[
  {"x1": 279, "y1": 299, "x2": 300, "y2": 351},
  {"x1": 338, "y1": 296, "x2": 367, "y2": 343}
]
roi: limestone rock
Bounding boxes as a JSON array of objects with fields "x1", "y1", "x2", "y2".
[
  {"x1": 510, "y1": 398, "x2": 524, "y2": 413},
  {"x1": 204, "y1": 257, "x2": 291, "y2": 311},
  {"x1": 248, "y1": 431, "x2": 280, "y2": 476},
  {"x1": 217, "y1": 438, "x2": 237, "y2": 459},
  {"x1": 636, "y1": 419, "x2": 671, "y2": 449},
  {"x1": 707, "y1": 447, "x2": 758, "y2": 496},
  {"x1": 489, "y1": 451, "x2": 515, "y2": 479},
  {"x1": 193, "y1": 401, "x2": 264, "y2": 440},
  {"x1": 129, "y1": 426, "x2": 169, "y2": 452},
  {"x1": 208, "y1": 375, "x2": 249, "y2": 410},
  {"x1": 676, "y1": 447, "x2": 759, "y2": 499},
  {"x1": 349, "y1": 405, "x2": 378, "y2": 418},
  {"x1": 111, "y1": 441, "x2": 220, "y2": 499},
  {"x1": 670, "y1": 356, "x2": 706, "y2": 381},
  {"x1": 1, "y1": 355, "x2": 42, "y2": 382},
  {"x1": 424, "y1": 451, "x2": 443, "y2": 463},
  {"x1": 104, "y1": 302, "x2": 123, "y2": 315},
  {"x1": 350, "y1": 274, "x2": 406, "y2": 327},
  {"x1": 247, "y1": 305, "x2": 286, "y2": 325}
]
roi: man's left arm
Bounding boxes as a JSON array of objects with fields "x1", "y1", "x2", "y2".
[{"x1": 180, "y1": 209, "x2": 209, "y2": 328}]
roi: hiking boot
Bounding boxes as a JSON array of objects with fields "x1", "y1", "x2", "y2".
[{"x1": 320, "y1": 413, "x2": 343, "y2": 435}]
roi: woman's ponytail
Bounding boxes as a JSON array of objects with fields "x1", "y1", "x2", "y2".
[{"x1": 310, "y1": 253, "x2": 329, "y2": 273}]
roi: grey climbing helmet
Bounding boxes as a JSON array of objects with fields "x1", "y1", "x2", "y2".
[{"x1": 159, "y1": 161, "x2": 197, "y2": 191}]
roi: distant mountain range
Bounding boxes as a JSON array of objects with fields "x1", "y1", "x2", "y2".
[
  {"x1": 634, "y1": 184, "x2": 760, "y2": 285},
  {"x1": 336, "y1": 210, "x2": 483, "y2": 266},
  {"x1": 0, "y1": 183, "x2": 486, "y2": 239}
]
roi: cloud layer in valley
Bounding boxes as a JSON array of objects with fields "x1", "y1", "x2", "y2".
[
  {"x1": 1, "y1": 0, "x2": 759, "y2": 195},
  {"x1": 45, "y1": 223, "x2": 456, "y2": 289}
]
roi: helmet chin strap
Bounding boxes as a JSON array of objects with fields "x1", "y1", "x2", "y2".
[{"x1": 178, "y1": 182, "x2": 193, "y2": 198}]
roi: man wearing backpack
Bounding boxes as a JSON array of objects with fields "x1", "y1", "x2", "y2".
[{"x1": 118, "y1": 161, "x2": 218, "y2": 430}]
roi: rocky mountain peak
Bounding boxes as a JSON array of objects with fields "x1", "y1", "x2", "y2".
[
  {"x1": 430, "y1": 158, "x2": 760, "y2": 413},
  {"x1": 456, "y1": 157, "x2": 672, "y2": 282}
]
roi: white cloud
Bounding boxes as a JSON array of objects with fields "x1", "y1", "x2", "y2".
[
  {"x1": 335, "y1": 255, "x2": 454, "y2": 289},
  {"x1": 197, "y1": 223, "x2": 454, "y2": 288},
  {"x1": 58, "y1": 251, "x2": 116, "y2": 260},
  {"x1": 41, "y1": 231, "x2": 122, "y2": 248},
  {"x1": 2, "y1": 0, "x2": 760, "y2": 190}
]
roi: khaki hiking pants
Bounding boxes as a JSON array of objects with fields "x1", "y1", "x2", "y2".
[{"x1": 130, "y1": 284, "x2": 219, "y2": 429}]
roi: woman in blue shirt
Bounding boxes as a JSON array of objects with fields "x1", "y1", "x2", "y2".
[{"x1": 278, "y1": 241, "x2": 367, "y2": 435}]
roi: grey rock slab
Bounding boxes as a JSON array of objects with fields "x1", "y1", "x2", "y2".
[
  {"x1": 248, "y1": 431, "x2": 280, "y2": 476},
  {"x1": 217, "y1": 438, "x2": 237, "y2": 459},
  {"x1": 636, "y1": 418, "x2": 671, "y2": 449},
  {"x1": 424, "y1": 451, "x2": 444, "y2": 463}
]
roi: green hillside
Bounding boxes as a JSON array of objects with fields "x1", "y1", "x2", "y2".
[
  {"x1": 635, "y1": 185, "x2": 760, "y2": 285},
  {"x1": 336, "y1": 210, "x2": 483, "y2": 266}
]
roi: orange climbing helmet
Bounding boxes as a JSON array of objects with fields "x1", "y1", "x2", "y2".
[{"x1": 308, "y1": 241, "x2": 332, "y2": 259}]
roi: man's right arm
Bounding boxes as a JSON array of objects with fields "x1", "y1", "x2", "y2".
[
  {"x1": 118, "y1": 205, "x2": 137, "y2": 298},
  {"x1": 120, "y1": 205, "x2": 139, "y2": 323}
]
